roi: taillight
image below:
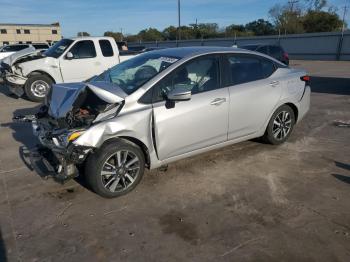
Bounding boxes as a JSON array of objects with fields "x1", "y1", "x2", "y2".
[
  {"x1": 300, "y1": 75, "x2": 310, "y2": 83},
  {"x1": 283, "y1": 52, "x2": 289, "y2": 59}
]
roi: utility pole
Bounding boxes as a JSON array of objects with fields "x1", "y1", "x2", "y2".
[
  {"x1": 120, "y1": 28, "x2": 123, "y2": 41},
  {"x1": 341, "y1": 2, "x2": 348, "y2": 36},
  {"x1": 177, "y1": 0, "x2": 181, "y2": 40},
  {"x1": 288, "y1": 0, "x2": 299, "y2": 12}
]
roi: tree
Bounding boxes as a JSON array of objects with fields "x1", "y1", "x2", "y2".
[
  {"x1": 245, "y1": 19, "x2": 276, "y2": 35},
  {"x1": 124, "y1": 34, "x2": 140, "y2": 43},
  {"x1": 197, "y1": 23, "x2": 220, "y2": 38},
  {"x1": 225, "y1": 24, "x2": 249, "y2": 37},
  {"x1": 137, "y1": 28, "x2": 163, "y2": 41},
  {"x1": 162, "y1": 26, "x2": 178, "y2": 40},
  {"x1": 302, "y1": 10, "x2": 343, "y2": 32},
  {"x1": 77, "y1": 32, "x2": 90, "y2": 37},
  {"x1": 269, "y1": 3, "x2": 304, "y2": 34},
  {"x1": 104, "y1": 31, "x2": 124, "y2": 41},
  {"x1": 305, "y1": 0, "x2": 327, "y2": 11}
]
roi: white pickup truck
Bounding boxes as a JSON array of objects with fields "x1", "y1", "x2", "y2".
[{"x1": 0, "y1": 36, "x2": 135, "y2": 101}]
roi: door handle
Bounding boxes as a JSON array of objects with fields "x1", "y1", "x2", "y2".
[
  {"x1": 270, "y1": 81, "x2": 280, "y2": 87},
  {"x1": 210, "y1": 98, "x2": 226, "y2": 106}
]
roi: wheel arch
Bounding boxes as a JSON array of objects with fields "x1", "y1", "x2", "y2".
[
  {"x1": 285, "y1": 102, "x2": 299, "y2": 122},
  {"x1": 101, "y1": 136, "x2": 151, "y2": 168},
  {"x1": 27, "y1": 70, "x2": 57, "y2": 84}
]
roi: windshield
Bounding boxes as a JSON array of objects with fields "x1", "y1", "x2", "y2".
[
  {"x1": 44, "y1": 39, "x2": 74, "y2": 58},
  {"x1": 92, "y1": 52, "x2": 180, "y2": 95}
]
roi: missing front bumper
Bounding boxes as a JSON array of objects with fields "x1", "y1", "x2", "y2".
[{"x1": 29, "y1": 144, "x2": 92, "y2": 183}]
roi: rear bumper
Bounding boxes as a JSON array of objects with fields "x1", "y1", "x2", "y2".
[{"x1": 296, "y1": 85, "x2": 311, "y2": 123}]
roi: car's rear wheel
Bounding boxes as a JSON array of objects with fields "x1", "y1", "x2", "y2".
[
  {"x1": 24, "y1": 74, "x2": 52, "y2": 102},
  {"x1": 85, "y1": 139, "x2": 145, "y2": 198},
  {"x1": 263, "y1": 105, "x2": 295, "y2": 145}
]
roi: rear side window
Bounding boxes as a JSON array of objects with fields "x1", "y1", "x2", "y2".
[
  {"x1": 33, "y1": 44, "x2": 49, "y2": 50},
  {"x1": 269, "y1": 46, "x2": 282, "y2": 57},
  {"x1": 226, "y1": 55, "x2": 276, "y2": 86},
  {"x1": 256, "y1": 46, "x2": 269, "y2": 55},
  {"x1": 99, "y1": 40, "x2": 114, "y2": 57},
  {"x1": 69, "y1": 40, "x2": 96, "y2": 59}
]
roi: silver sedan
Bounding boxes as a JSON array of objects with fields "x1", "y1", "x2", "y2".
[{"x1": 29, "y1": 47, "x2": 310, "y2": 198}]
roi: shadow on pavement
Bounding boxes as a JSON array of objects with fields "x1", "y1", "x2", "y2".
[
  {"x1": 331, "y1": 174, "x2": 350, "y2": 184},
  {"x1": 0, "y1": 105, "x2": 41, "y2": 149},
  {"x1": 311, "y1": 76, "x2": 350, "y2": 95},
  {"x1": 0, "y1": 83, "x2": 20, "y2": 100},
  {"x1": 0, "y1": 229, "x2": 7, "y2": 262},
  {"x1": 335, "y1": 161, "x2": 350, "y2": 171},
  {"x1": 331, "y1": 161, "x2": 350, "y2": 185},
  {"x1": 1, "y1": 104, "x2": 91, "y2": 191}
]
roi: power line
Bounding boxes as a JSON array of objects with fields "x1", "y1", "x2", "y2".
[{"x1": 288, "y1": 0, "x2": 299, "y2": 12}]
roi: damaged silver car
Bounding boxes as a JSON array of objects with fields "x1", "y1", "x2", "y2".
[{"x1": 15, "y1": 47, "x2": 310, "y2": 198}]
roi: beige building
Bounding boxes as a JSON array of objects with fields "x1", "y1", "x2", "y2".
[{"x1": 0, "y1": 23, "x2": 62, "y2": 46}]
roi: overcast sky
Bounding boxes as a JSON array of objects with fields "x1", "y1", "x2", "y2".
[{"x1": 0, "y1": 0, "x2": 349, "y2": 37}]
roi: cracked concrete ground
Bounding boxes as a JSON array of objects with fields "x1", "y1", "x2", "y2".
[{"x1": 0, "y1": 61, "x2": 349, "y2": 262}]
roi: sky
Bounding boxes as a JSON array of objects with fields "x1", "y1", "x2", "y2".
[{"x1": 0, "y1": 0, "x2": 349, "y2": 37}]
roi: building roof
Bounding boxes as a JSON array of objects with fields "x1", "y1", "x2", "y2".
[{"x1": 0, "y1": 23, "x2": 60, "y2": 27}]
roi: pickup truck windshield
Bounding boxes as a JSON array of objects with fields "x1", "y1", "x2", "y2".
[
  {"x1": 44, "y1": 39, "x2": 74, "y2": 58},
  {"x1": 93, "y1": 52, "x2": 180, "y2": 95}
]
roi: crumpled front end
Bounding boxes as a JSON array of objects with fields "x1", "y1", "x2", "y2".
[
  {"x1": 1, "y1": 48, "x2": 47, "y2": 96},
  {"x1": 15, "y1": 81, "x2": 127, "y2": 182}
]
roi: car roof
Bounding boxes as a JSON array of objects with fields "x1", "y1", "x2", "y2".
[
  {"x1": 145, "y1": 46, "x2": 286, "y2": 66},
  {"x1": 70, "y1": 36, "x2": 114, "y2": 41},
  {"x1": 146, "y1": 46, "x2": 255, "y2": 59},
  {"x1": 240, "y1": 44, "x2": 280, "y2": 47}
]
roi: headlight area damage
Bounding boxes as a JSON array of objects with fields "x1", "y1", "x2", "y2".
[{"x1": 14, "y1": 82, "x2": 126, "y2": 182}]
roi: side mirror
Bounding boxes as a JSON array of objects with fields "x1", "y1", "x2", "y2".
[
  {"x1": 65, "y1": 52, "x2": 73, "y2": 60},
  {"x1": 166, "y1": 86, "x2": 191, "y2": 101}
]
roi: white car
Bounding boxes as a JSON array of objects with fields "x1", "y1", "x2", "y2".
[
  {"x1": 1, "y1": 37, "x2": 135, "y2": 101},
  {"x1": 0, "y1": 44, "x2": 31, "y2": 60},
  {"x1": 0, "y1": 43, "x2": 49, "y2": 60}
]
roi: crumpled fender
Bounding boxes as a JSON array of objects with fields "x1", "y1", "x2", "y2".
[{"x1": 74, "y1": 105, "x2": 153, "y2": 150}]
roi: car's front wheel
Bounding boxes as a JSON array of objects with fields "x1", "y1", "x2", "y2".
[
  {"x1": 85, "y1": 139, "x2": 145, "y2": 198},
  {"x1": 263, "y1": 105, "x2": 296, "y2": 145},
  {"x1": 24, "y1": 74, "x2": 53, "y2": 102}
]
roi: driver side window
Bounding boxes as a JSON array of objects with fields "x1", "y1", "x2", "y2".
[
  {"x1": 153, "y1": 55, "x2": 220, "y2": 103},
  {"x1": 69, "y1": 40, "x2": 96, "y2": 59}
]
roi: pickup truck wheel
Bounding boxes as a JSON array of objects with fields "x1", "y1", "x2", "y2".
[
  {"x1": 85, "y1": 140, "x2": 145, "y2": 198},
  {"x1": 262, "y1": 105, "x2": 295, "y2": 145},
  {"x1": 24, "y1": 75, "x2": 53, "y2": 102}
]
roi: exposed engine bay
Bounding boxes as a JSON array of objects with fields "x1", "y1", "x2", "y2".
[{"x1": 14, "y1": 82, "x2": 126, "y2": 182}]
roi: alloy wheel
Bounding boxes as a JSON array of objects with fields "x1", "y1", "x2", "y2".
[
  {"x1": 272, "y1": 111, "x2": 292, "y2": 140},
  {"x1": 101, "y1": 150, "x2": 141, "y2": 193}
]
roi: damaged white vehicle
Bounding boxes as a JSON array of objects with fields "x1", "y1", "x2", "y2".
[
  {"x1": 15, "y1": 47, "x2": 310, "y2": 198},
  {"x1": 1, "y1": 36, "x2": 134, "y2": 102}
]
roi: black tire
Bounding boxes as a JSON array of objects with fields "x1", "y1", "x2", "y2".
[
  {"x1": 24, "y1": 74, "x2": 53, "y2": 102},
  {"x1": 85, "y1": 139, "x2": 145, "y2": 198},
  {"x1": 262, "y1": 105, "x2": 296, "y2": 145}
]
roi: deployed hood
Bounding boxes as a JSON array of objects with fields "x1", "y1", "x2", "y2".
[
  {"x1": 1, "y1": 46, "x2": 37, "y2": 66},
  {"x1": 48, "y1": 81, "x2": 127, "y2": 119}
]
